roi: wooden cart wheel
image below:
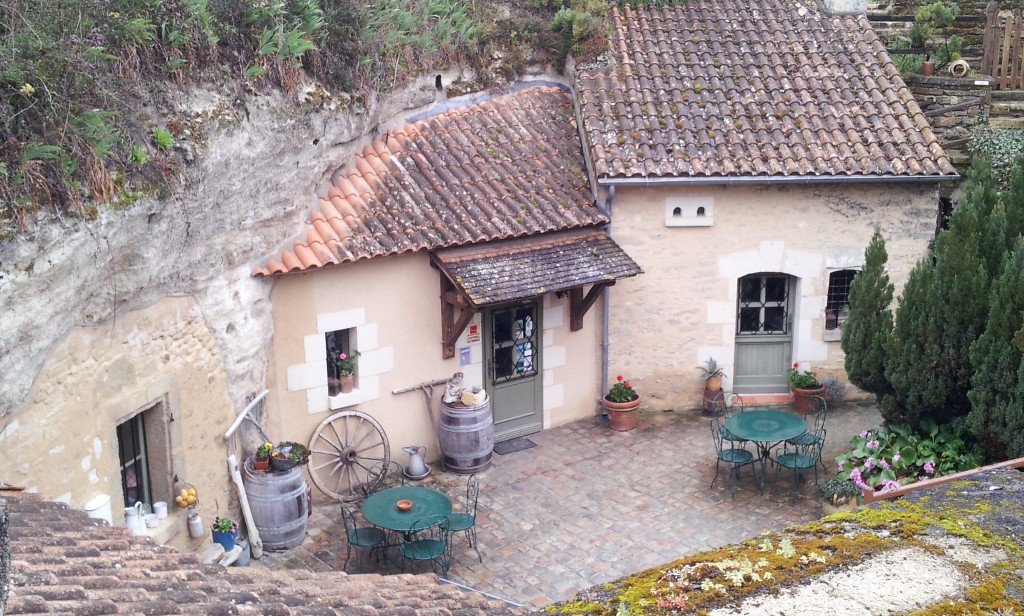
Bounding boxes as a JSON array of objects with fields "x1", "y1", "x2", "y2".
[{"x1": 308, "y1": 411, "x2": 390, "y2": 502}]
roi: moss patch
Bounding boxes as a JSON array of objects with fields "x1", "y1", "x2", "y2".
[{"x1": 543, "y1": 468, "x2": 1024, "y2": 615}]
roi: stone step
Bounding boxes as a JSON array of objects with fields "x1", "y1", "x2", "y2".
[
  {"x1": 991, "y1": 89, "x2": 1024, "y2": 102},
  {"x1": 987, "y1": 116, "x2": 1024, "y2": 129},
  {"x1": 989, "y1": 100, "x2": 1024, "y2": 116}
]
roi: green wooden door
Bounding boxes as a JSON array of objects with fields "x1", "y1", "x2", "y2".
[
  {"x1": 484, "y1": 301, "x2": 543, "y2": 442},
  {"x1": 733, "y1": 274, "x2": 793, "y2": 394}
]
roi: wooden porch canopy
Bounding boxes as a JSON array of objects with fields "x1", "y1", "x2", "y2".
[{"x1": 430, "y1": 228, "x2": 643, "y2": 358}]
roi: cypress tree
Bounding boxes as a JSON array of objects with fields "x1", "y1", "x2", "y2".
[
  {"x1": 884, "y1": 158, "x2": 999, "y2": 427},
  {"x1": 841, "y1": 228, "x2": 893, "y2": 403},
  {"x1": 884, "y1": 258, "x2": 945, "y2": 427},
  {"x1": 968, "y1": 239, "x2": 1024, "y2": 461}
]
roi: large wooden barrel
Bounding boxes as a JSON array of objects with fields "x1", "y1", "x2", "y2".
[
  {"x1": 439, "y1": 399, "x2": 494, "y2": 474},
  {"x1": 242, "y1": 458, "x2": 309, "y2": 550}
]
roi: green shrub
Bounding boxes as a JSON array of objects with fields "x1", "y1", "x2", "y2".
[
  {"x1": 836, "y1": 420, "x2": 983, "y2": 495},
  {"x1": 841, "y1": 228, "x2": 894, "y2": 403}
]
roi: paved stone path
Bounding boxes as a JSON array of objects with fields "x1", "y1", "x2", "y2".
[{"x1": 251, "y1": 401, "x2": 882, "y2": 610}]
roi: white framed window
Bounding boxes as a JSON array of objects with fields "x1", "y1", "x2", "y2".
[
  {"x1": 326, "y1": 328, "x2": 357, "y2": 381},
  {"x1": 824, "y1": 269, "x2": 858, "y2": 341},
  {"x1": 117, "y1": 401, "x2": 173, "y2": 511}
]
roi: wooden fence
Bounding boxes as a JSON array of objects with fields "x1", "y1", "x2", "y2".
[{"x1": 982, "y1": 1, "x2": 1024, "y2": 89}]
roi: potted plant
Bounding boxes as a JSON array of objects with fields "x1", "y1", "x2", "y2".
[
  {"x1": 603, "y1": 375, "x2": 640, "y2": 431},
  {"x1": 333, "y1": 349, "x2": 361, "y2": 393},
  {"x1": 211, "y1": 515, "x2": 238, "y2": 551},
  {"x1": 253, "y1": 442, "x2": 272, "y2": 471},
  {"x1": 270, "y1": 441, "x2": 309, "y2": 472},
  {"x1": 817, "y1": 477, "x2": 861, "y2": 515},
  {"x1": 788, "y1": 363, "x2": 824, "y2": 414},
  {"x1": 698, "y1": 358, "x2": 726, "y2": 414}
]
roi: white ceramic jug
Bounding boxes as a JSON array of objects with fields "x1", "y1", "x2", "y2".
[
  {"x1": 124, "y1": 502, "x2": 146, "y2": 536},
  {"x1": 403, "y1": 445, "x2": 429, "y2": 478}
]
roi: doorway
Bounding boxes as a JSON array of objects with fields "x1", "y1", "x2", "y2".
[
  {"x1": 733, "y1": 273, "x2": 794, "y2": 394},
  {"x1": 483, "y1": 301, "x2": 543, "y2": 442}
]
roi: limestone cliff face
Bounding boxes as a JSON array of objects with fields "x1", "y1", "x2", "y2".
[{"x1": 0, "y1": 77, "x2": 447, "y2": 425}]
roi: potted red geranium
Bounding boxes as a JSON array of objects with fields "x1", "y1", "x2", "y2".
[
  {"x1": 603, "y1": 375, "x2": 640, "y2": 431},
  {"x1": 788, "y1": 363, "x2": 824, "y2": 414}
]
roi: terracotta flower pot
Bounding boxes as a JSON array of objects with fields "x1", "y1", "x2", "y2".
[
  {"x1": 704, "y1": 375, "x2": 723, "y2": 392},
  {"x1": 791, "y1": 385, "x2": 825, "y2": 414},
  {"x1": 604, "y1": 395, "x2": 640, "y2": 431},
  {"x1": 341, "y1": 375, "x2": 354, "y2": 393},
  {"x1": 253, "y1": 457, "x2": 270, "y2": 472}
]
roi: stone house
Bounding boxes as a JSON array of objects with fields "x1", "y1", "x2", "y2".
[
  {"x1": 574, "y1": 0, "x2": 958, "y2": 409},
  {"x1": 253, "y1": 85, "x2": 641, "y2": 499},
  {"x1": 0, "y1": 0, "x2": 959, "y2": 552}
]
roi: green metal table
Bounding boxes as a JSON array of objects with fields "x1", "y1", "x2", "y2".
[
  {"x1": 361, "y1": 486, "x2": 452, "y2": 573},
  {"x1": 361, "y1": 486, "x2": 452, "y2": 533},
  {"x1": 724, "y1": 410, "x2": 807, "y2": 493}
]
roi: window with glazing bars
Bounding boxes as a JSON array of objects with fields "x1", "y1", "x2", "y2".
[
  {"x1": 825, "y1": 269, "x2": 858, "y2": 330},
  {"x1": 492, "y1": 305, "x2": 538, "y2": 383},
  {"x1": 736, "y1": 275, "x2": 789, "y2": 335},
  {"x1": 118, "y1": 414, "x2": 152, "y2": 509}
]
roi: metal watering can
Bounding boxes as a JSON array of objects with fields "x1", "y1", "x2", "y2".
[{"x1": 402, "y1": 445, "x2": 429, "y2": 479}]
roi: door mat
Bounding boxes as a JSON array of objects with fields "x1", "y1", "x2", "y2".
[{"x1": 492, "y1": 437, "x2": 537, "y2": 455}]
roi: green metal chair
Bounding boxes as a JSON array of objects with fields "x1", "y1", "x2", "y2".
[
  {"x1": 710, "y1": 416, "x2": 755, "y2": 499},
  {"x1": 774, "y1": 427, "x2": 826, "y2": 502},
  {"x1": 448, "y1": 474, "x2": 481, "y2": 563},
  {"x1": 363, "y1": 460, "x2": 406, "y2": 496},
  {"x1": 339, "y1": 501, "x2": 387, "y2": 571},
  {"x1": 707, "y1": 391, "x2": 747, "y2": 445},
  {"x1": 785, "y1": 396, "x2": 828, "y2": 471},
  {"x1": 398, "y1": 515, "x2": 451, "y2": 577}
]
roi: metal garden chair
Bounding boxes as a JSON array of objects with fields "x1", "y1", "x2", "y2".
[
  {"x1": 710, "y1": 416, "x2": 755, "y2": 499},
  {"x1": 773, "y1": 427, "x2": 826, "y2": 502},
  {"x1": 363, "y1": 460, "x2": 406, "y2": 496},
  {"x1": 785, "y1": 396, "x2": 828, "y2": 471},
  {"x1": 339, "y1": 501, "x2": 387, "y2": 571},
  {"x1": 709, "y1": 391, "x2": 748, "y2": 445},
  {"x1": 448, "y1": 474, "x2": 481, "y2": 563},
  {"x1": 398, "y1": 514, "x2": 451, "y2": 577}
]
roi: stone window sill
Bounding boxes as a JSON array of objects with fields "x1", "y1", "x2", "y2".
[{"x1": 328, "y1": 389, "x2": 363, "y2": 409}]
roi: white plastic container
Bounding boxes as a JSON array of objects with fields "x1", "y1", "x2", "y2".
[
  {"x1": 83, "y1": 494, "x2": 113, "y2": 526},
  {"x1": 144, "y1": 513, "x2": 160, "y2": 528}
]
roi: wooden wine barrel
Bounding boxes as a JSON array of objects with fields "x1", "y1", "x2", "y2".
[
  {"x1": 439, "y1": 399, "x2": 494, "y2": 475},
  {"x1": 242, "y1": 458, "x2": 309, "y2": 550}
]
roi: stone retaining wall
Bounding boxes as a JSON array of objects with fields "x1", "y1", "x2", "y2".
[{"x1": 907, "y1": 74, "x2": 992, "y2": 145}]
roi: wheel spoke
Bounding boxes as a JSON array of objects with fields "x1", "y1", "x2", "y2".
[{"x1": 307, "y1": 411, "x2": 390, "y2": 501}]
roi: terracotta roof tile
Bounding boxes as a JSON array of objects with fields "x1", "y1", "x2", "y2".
[
  {"x1": 1, "y1": 492, "x2": 528, "y2": 615},
  {"x1": 576, "y1": 0, "x2": 958, "y2": 181},
  {"x1": 254, "y1": 86, "x2": 605, "y2": 276}
]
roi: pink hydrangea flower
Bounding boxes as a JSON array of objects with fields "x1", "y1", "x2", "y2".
[
  {"x1": 923, "y1": 461, "x2": 936, "y2": 475},
  {"x1": 864, "y1": 457, "x2": 876, "y2": 470},
  {"x1": 893, "y1": 453, "x2": 901, "y2": 462},
  {"x1": 866, "y1": 440, "x2": 880, "y2": 449},
  {"x1": 879, "y1": 458, "x2": 890, "y2": 469}
]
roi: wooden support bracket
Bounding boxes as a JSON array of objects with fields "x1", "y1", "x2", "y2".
[
  {"x1": 569, "y1": 282, "x2": 614, "y2": 331},
  {"x1": 440, "y1": 276, "x2": 477, "y2": 359}
]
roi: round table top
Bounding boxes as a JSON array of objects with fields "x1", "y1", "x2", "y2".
[
  {"x1": 361, "y1": 486, "x2": 452, "y2": 532},
  {"x1": 724, "y1": 410, "x2": 807, "y2": 443}
]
